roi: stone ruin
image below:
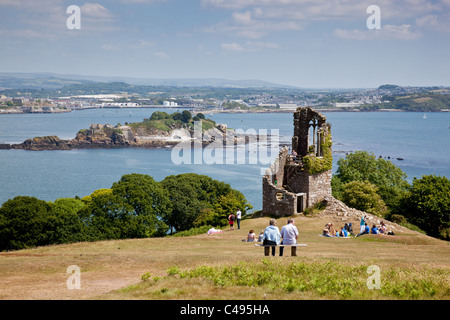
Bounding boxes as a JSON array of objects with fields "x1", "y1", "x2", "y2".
[
  {"x1": 262, "y1": 107, "x2": 333, "y2": 216},
  {"x1": 261, "y1": 106, "x2": 404, "y2": 234}
]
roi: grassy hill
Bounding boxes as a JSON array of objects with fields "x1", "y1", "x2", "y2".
[{"x1": 0, "y1": 212, "x2": 448, "y2": 300}]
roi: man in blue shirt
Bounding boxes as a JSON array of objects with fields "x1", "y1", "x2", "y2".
[{"x1": 262, "y1": 218, "x2": 281, "y2": 256}]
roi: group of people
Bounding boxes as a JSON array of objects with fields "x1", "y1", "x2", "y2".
[
  {"x1": 227, "y1": 209, "x2": 242, "y2": 230},
  {"x1": 322, "y1": 222, "x2": 354, "y2": 237},
  {"x1": 249, "y1": 218, "x2": 298, "y2": 256},
  {"x1": 322, "y1": 215, "x2": 394, "y2": 237},
  {"x1": 357, "y1": 215, "x2": 394, "y2": 236}
]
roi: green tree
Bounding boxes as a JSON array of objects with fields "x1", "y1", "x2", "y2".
[
  {"x1": 196, "y1": 113, "x2": 205, "y2": 119},
  {"x1": 340, "y1": 181, "x2": 388, "y2": 217},
  {"x1": 0, "y1": 196, "x2": 54, "y2": 250},
  {"x1": 181, "y1": 110, "x2": 192, "y2": 123},
  {"x1": 150, "y1": 111, "x2": 170, "y2": 121},
  {"x1": 111, "y1": 173, "x2": 172, "y2": 237},
  {"x1": 172, "y1": 112, "x2": 183, "y2": 122},
  {"x1": 161, "y1": 173, "x2": 251, "y2": 232},
  {"x1": 49, "y1": 198, "x2": 87, "y2": 244},
  {"x1": 335, "y1": 151, "x2": 409, "y2": 209},
  {"x1": 396, "y1": 175, "x2": 450, "y2": 239},
  {"x1": 77, "y1": 192, "x2": 127, "y2": 240},
  {"x1": 81, "y1": 188, "x2": 112, "y2": 204},
  {"x1": 77, "y1": 174, "x2": 171, "y2": 240}
]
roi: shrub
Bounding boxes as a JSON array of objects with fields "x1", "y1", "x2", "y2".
[{"x1": 341, "y1": 181, "x2": 388, "y2": 217}]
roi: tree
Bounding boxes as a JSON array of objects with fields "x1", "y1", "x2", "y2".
[
  {"x1": 150, "y1": 111, "x2": 170, "y2": 121},
  {"x1": 335, "y1": 151, "x2": 409, "y2": 209},
  {"x1": 81, "y1": 188, "x2": 112, "y2": 204},
  {"x1": 396, "y1": 175, "x2": 450, "y2": 239},
  {"x1": 161, "y1": 173, "x2": 251, "y2": 232},
  {"x1": 172, "y1": 112, "x2": 183, "y2": 122},
  {"x1": 340, "y1": 181, "x2": 388, "y2": 217},
  {"x1": 0, "y1": 196, "x2": 54, "y2": 250},
  {"x1": 181, "y1": 110, "x2": 192, "y2": 123},
  {"x1": 49, "y1": 198, "x2": 87, "y2": 244},
  {"x1": 111, "y1": 173, "x2": 172, "y2": 237}
]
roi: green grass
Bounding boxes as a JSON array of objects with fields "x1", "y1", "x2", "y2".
[{"x1": 131, "y1": 259, "x2": 449, "y2": 300}]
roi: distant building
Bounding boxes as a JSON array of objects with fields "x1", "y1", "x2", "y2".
[
  {"x1": 334, "y1": 102, "x2": 362, "y2": 108},
  {"x1": 163, "y1": 101, "x2": 178, "y2": 107},
  {"x1": 278, "y1": 104, "x2": 298, "y2": 110},
  {"x1": 258, "y1": 103, "x2": 278, "y2": 108}
]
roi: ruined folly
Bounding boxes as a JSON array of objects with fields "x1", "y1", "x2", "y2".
[{"x1": 263, "y1": 107, "x2": 333, "y2": 216}]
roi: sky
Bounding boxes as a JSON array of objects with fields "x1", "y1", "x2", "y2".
[{"x1": 0, "y1": 0, "x2": 449, "y2": 88}]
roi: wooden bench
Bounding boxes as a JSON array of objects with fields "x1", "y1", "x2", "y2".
[{"x1": 255, "y1": 244, "x2": 307, "y2": 256}]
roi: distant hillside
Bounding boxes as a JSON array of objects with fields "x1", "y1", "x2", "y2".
[
  {"x1": 0, "y1": 72, "x2": 294, "y2": 90},
  {"x1": 368, "y1": 93, "x2": 450, "y2": 111},
  {"x1": 0, "y1": 73, "x2": 93, "y2": 90}
]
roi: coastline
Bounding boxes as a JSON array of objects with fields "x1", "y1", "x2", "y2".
[{"x1": 2, "y1": 106, "x2": 450, "y2": 116}]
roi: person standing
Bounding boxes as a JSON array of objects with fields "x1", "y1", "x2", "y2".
[
  {"x1": 228, "y1": 213, "x2": 235, "y2": 231},
  {"x1": 236, "y1": 209, "x2": 242, "y2": 230},
  {"x1": 262, "y1": 219, "x2": 281, "y2": 256},
  {"x1": 279, "y1": 218, "x2": 299, "y2": 256},
  {"x1": 360, "y1": 215, "x2": 367, "y2": 234}
]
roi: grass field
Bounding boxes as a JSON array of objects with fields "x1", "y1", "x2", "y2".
[{"x1": 0, "y1": 214, "x2": 449, "y2": 300}]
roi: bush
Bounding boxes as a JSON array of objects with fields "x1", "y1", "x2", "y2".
[
  {"x1": 341, "y1": 181, "x2": 388, "y2": 217},
  {"x1": 396, "y1": 175, "x2": 450, "y2": 239},
  {"x1": 335, "y1": 151, "x2": 409, "y2": 209},
  {"x1": 0, "y1": 197, "x2": 55, "y2": 250},
  {"x1": 161, "y1": 173, "x2": 251, "y2": 232}
]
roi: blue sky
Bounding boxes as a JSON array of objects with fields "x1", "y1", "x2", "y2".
[{"x1": 0, "y1": 0, "x2": 449, "y2": 88}]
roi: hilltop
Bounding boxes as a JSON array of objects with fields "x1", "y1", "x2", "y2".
[{"x1": 0, "y1": 200, "x2": 448, "y2": 300}]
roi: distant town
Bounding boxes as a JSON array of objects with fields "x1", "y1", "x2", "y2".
[{"x1": 1, "y1": 76, "x2": 450, "y2": 114}]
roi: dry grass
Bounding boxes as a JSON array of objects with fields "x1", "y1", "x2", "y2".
[{"x1": 0, "y1": 215, "x2": 449, "y2": 300}]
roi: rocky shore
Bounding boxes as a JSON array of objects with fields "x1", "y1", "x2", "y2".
[{"x1": 1, "y1": 122, "x2": 257, "y2": 151}]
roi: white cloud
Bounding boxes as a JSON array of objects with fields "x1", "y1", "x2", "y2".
[
  {"x1": 154, "y1": 51, "x2": 169, "y2": 59},
  {"x1": 334, "y1": 24, "x2": 423, "y2": 40},
  {"x1": 205, "y1": 8, "x2": 302, "y2": 39},
  {"x1": 221, "y1": 42, "x2": 245, "y2": 52},
  {"x1": 416, "y1": 13, "x2": 450, "y2": 34},
  {"x1": 202, "y1": 0, "x2": 450, "y2": 39},
  {"x1": 136, "y1": 40, "x2": 154, "y2": 47},
  {"x1": 81, "y1": 3, "x2": 114, "y2": 19},
  {"x1": 221, "y1": 41, "x2": 279, "y2": 52},
  {"x1": 101, "y1": 43, "x2": 120, "y2": 51}
]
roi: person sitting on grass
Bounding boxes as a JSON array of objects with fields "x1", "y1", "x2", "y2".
[
  {"x1": 379, "y1": 221, "x2": 387, "y2": 234},
  {"x1": 257, "y1": 230, "x2": 264, "y2": 242},
  {"x1": 371, "y1": 224, "x2": 379, "y2": 234},
  {"x1": 356, "y1": 223, "x2": 370, "y2": 237},
  {"x1": 247, "y1": 229, "x2": 256, "y2": 242},
  {"x1": 322, "y1": 223, "x2": 333, "y2": 237}
]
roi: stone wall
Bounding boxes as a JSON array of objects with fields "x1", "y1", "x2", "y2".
[
  {"x1": 305, "y1": 170, "x2": 332, "y2": 207},
  {"x1": 262, "y1": 146, "x2": 298, "y2": 216}
]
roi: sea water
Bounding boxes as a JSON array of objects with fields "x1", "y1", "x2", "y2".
[{"x1": 0, "y1": 108, "x2": 449, "y2": 210}]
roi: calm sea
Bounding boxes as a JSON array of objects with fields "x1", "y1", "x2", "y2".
[{"x1": 1, "y1": 108, "x2": 449, "y2": 211}]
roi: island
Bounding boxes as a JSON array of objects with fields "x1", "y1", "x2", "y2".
[{"x1": 1, "y1": 111, "x2": 250, "y2": 151}]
